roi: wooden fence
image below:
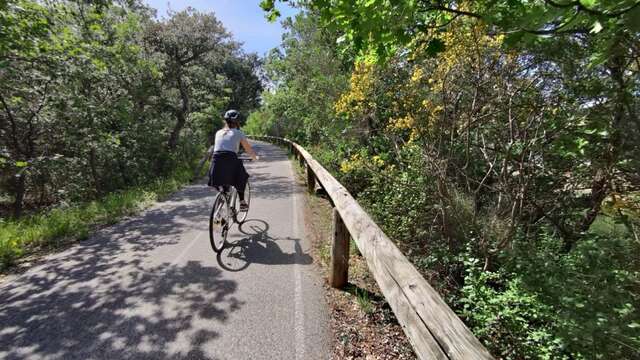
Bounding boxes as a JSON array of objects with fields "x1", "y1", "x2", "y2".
[{"x1": 251, "y1": 136, "x2": 494, "y2": 360}]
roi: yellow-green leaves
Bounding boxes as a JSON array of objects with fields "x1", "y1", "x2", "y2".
[{"x1": 263, "y1": 0, "x2": 639, "y2": 64}]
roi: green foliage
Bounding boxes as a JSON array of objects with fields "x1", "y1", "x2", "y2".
[
  {"x1": 264, "y1": 0, "x2": 640, "y2": 63},
  {"x1": 510, "y1": 232, "x2": 640, "y2": 358},
  {"x1": 256, "y1": 3, "x2": 640, "y2": 358},
  {"x1": 356, "y1": 144, "x2": 434, "y2": 246},
  {"x1": 0, "y1": 1, "x2": 262, "y2": 267},
  {"x1": 0, "y1": 0, "x2": 261, "y2": 220},
  {"x1": 355, "y1": 288, "x2": 375, "y2": 315},
  {"x1": 459, "y1": 253, "x2": 566, "y2": 359},
  {"x1": 256, "y1": 12, "x2": 349, "y2": 144},
  {"x1": 0, "y1": 162, "x2": 195, "y2": 269},
  {"x1": 244, "y1": 109, "x2": 273, "y2": 136},
  {"x1": 456, "y1": 231, "x2": 640, "y2": 359}
]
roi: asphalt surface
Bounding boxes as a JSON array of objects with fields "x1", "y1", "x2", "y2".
[{"x1": 0, "y1": 141, "x2": 330, "y2": 360}]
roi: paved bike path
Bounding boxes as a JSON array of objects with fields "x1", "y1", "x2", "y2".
[{"x1": 0, "y1": 141, "x2": 330, "y2": 360}]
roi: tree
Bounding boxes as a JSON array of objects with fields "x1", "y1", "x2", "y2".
[
  {"x1": 144, "y1": 8, "x2": 237, "y2": 150},
  {"x1": 0, "y1": 1, "x2": 262, "y2": 218},
  {"x1": 256, "y1": 12, "x2": 349, "y2": 143},
  {"x1": 1, "y1": 0, "x2": 75, "y2": 217},
  {"x1": 222, "y1": 53, "x2": 263, "y2": 116},
  {"x1": 254, "y1": 2, "x2": 640, "y2": 357},
  {"x1": 262, "y1": 0, "x2": 640, "y2": 61}
]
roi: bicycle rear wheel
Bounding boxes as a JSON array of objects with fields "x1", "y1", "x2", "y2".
[
  {"x1": 209, "y1": 192, "x2": 230, "y2": 253},
  {"x1": 234, "y1": 181, "x2": 251, "y2": 223}
]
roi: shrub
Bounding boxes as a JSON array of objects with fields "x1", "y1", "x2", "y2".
[{"x1": 0, "y1": 162, "x2": 195, "y2": 270}]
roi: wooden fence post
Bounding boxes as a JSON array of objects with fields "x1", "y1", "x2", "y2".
[
  {"x1": 299, "y1": 154, "x2": 305, "y2": 169},
  {"x1": 330, "y1": 208, "x2": 350, "y2": 288},
  {"x1": 306, "y1": 164, "x2": 315, "y2": 193}
]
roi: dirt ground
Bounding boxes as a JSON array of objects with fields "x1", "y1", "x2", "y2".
[{"x1": 296, "y1": 168, "x2": 416, "y2": 360}]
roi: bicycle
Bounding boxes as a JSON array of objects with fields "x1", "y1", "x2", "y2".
[{"x1": 209, "y1": 172, "x2": 252, "y2": 253}]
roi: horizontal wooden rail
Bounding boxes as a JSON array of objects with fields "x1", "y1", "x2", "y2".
[{"x1": 250, "y1": 135, "x2": 494, "y2": 360}]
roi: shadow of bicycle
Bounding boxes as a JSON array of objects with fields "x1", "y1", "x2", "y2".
[{"x1": 216, "y1": 219, "x2": 312, "y2": 272}]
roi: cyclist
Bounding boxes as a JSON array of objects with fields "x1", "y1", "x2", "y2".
[{"x1": 195, "y1": 109, "x2": 258, "y2": 211}]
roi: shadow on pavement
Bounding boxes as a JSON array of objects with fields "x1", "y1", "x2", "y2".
[
  {"x1": 0, "y1": 185, "x2": 241, "y2": 360},
  {"x1": 216, "y1": 219, "x2": 312, "y2": 272},
  {"x1": 248, "y1": 142, "x2": 289, "y2": 163},
  {"x1": 247, "y1": 173, "x2": 300, "y2": 201}
]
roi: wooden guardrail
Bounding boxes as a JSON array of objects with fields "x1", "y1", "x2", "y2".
[{"x1": 250, "y1": 135, "x2": 494, "y2": 360}]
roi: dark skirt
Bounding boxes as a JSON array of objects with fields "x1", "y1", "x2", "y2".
[{"x1": 208, "y1": 151, "x2": 249, "y2": 191}]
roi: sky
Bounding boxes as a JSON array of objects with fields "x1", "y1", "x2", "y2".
[{"x1": 144, "y1": 0, "x2": 299, "y2": 56}]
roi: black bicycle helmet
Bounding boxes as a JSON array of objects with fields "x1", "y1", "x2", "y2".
[{"x1": 224, "y1": 109, "x2": 240, "y2": 122}]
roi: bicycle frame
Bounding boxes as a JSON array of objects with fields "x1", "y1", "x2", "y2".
[
  {"x1": 218, "y1": 186, "x2": 239, "y2": 220},
  {"x1": 209, "y1": 169, "x2": 251, "y2": 253}
]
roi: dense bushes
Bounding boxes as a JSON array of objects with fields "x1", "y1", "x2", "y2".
[
  {"x1": 0, "y1": 0, "x2": 261, "y2": 265},
  {"x1": 0, "y1": 0, "x2": 261, "y2": 220},
  {"x1": 251, "y1": 7, "x2": 640, "y2": 359},
  {"x1": 0, "y1": 163, "x2": 195, "y2": 268}
]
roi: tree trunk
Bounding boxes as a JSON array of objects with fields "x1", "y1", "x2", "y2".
[
  {"x1": 608, "y1": 48, "x2": 627, "y2": 160},
  {"x1": 168, "y1": 71, "x2": 190, "y2": 150},
  {"x1": 89, "y1": 147, "x2": 101, "y2": 196},
  {"x1": 561, "y1": 46, "x2": 628, "y2": 253},
  {"x1": 12, "y1": 174, "x2": 25, "y2": 218}
]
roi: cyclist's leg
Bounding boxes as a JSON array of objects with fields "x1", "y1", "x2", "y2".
[
  {"x1": 238, "y1": 190, "x2": 247, "y2": 211},
  {"x1": 237, "y1": 176, "x2": 248, "y2": 203},
  {"x1": 237, "y1": 158, "x2": 249, "y2": 203}
]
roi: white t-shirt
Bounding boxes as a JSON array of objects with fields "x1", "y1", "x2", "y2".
[{"x1": 213, "y1": 128, "x2": 246, "y2": 153}]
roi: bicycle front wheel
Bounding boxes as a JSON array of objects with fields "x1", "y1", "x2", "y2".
[
  {"x1": 234, "y1": 181, "x2": 251, "y2": 223},
  {"x1": 209, "y1": 192, "x2": 230, "y2": 253}
]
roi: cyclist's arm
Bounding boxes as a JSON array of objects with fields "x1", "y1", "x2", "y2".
[{"x1": 240, "y1": 138, "x2": 258, "y2": 160}]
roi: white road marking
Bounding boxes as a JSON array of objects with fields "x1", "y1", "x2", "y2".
[
  {"x1": 170, "y1": 230, "x2": 204, "y2": 266},
  {"x1": 169, "y1": 193, "x2": 208, "y2": 267},
  {"x1": 291, "y1": 163, "x2": 306, "y2": 360}
]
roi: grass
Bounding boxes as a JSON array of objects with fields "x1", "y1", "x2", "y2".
[
  {"x1": 354, "y1": 287, "x2": 375, "y2": 315},
  {"x1": 0, "y1": 165, "x2": 194, "y2": 270}
]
